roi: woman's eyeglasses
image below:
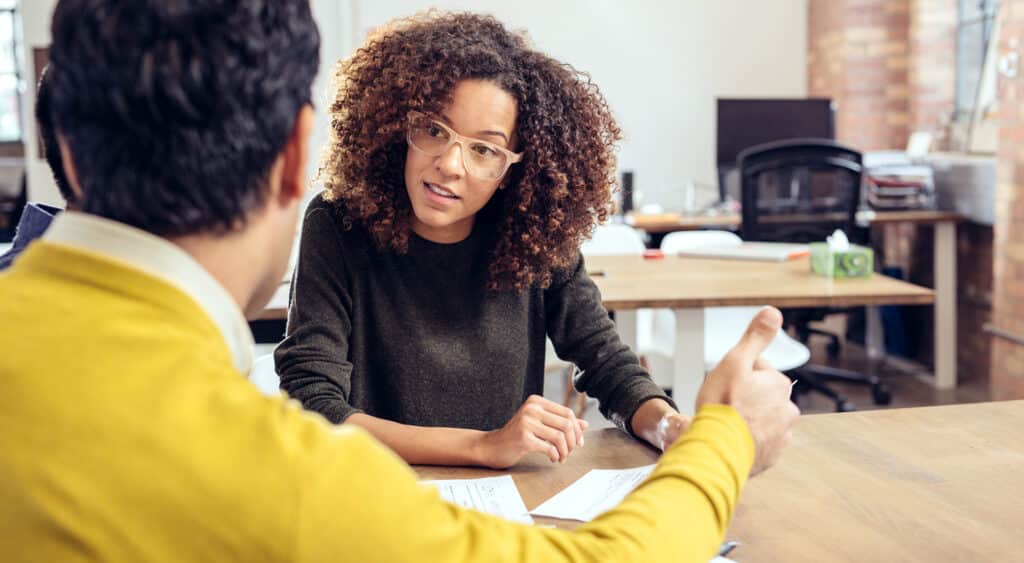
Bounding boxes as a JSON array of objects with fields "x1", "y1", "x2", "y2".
[{"x1": 406, "y1": 111, "x2": 523, "y2": 180}]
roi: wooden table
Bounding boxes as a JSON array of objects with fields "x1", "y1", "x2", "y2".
[
  {"x1": 586, "y1": 255, "x2": 933, "y2": 413},
  {"x1": 628, "y1": 210, "x2": 964, "y2": 390},
  {"x1": 418, "y1": 401, "x2": 1024, "y2": 561},
  {"x1": 415, "y1": 428, "x2": 659, "y2": 530},
  {"x1": 729, "y1": 400, "x2": 1024, "y2": 562}
]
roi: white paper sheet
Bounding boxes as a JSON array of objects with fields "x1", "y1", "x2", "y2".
[
  {"x1": 423, "y1": 475, "x2": 533, "y2": 524},
  {"x1": 530, "y1": 464, "x2": 656, "y2": 522}
]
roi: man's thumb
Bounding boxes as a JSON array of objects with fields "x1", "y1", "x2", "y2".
[{"x1": 727, "y1": 306, "x2": 783, "y2": 367}]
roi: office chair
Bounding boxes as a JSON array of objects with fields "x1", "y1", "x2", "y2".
[{"x1": 737, "y1": 138, "x2": 891, "y2": 410}]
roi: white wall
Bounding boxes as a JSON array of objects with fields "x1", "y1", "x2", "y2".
[
  {"x1": 19, "y1": 0, "x2": 345, "y2": 205},
  {"x1": 343, "y1": 0, "x2": 808, "y2": 208},
  {"x1": 20, "y1": 0, "x2": 808, "y2": 210}
]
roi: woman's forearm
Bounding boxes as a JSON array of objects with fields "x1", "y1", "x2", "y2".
[{"x1": 345, "y1": 412, "x2": 488, "y2": 466}]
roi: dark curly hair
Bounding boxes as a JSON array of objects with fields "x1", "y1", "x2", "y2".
[{"x1": 321, "y1": 11, "x2": 621, "y2": 291}]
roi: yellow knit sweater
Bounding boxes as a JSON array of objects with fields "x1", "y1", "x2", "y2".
[{"x1": 0, "y1": 241, "x2": 754, "y2": 562}]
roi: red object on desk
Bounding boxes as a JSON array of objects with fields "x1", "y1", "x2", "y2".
[{"x1": 643, "y1": 249, "x2": 664, "y2": 260}]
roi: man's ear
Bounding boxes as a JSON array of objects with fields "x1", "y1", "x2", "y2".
[
  {"x1": 57, "y1": 136, "x2": 85, "y2": 203},
  {"x1": 278, "y1": 104, "x2": 315, "y2": 204}
]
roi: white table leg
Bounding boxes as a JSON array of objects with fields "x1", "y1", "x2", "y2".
[
  {"x1": 674, "y1": 308, "x2": 705, "y2": 416},
  {"x1": 615, "y1": 310, "x2": 638, "y2": 353},
  {"x1": 933, "y1": 221, "x2": 957, "y2": 389},
  {"x1": 866, "y1": 306, "x2": 884, "y2": 359}
]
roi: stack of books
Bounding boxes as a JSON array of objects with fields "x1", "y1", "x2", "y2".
[{"x1": 863, "y1": 152, "x2": 935, "y2": 210}]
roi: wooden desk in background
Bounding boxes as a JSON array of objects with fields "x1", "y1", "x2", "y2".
[
  {"x1": 585, "y1": 255, "x2": 933, "y2": 413},
  {"x1": 627, "y1": 210, "x2": 964, "y2": 390},
  {"x1": 418, "y1": 401, "x2": 1024, "y2": 561}
]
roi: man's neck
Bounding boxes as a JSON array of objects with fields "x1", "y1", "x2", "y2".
[{"x1": 169, "y1": 230, "x2": 266, "y2": 318}]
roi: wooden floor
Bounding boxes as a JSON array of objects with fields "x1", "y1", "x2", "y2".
[{"x1": 553, "y1": 336, "x2": 991, "y2": 430}]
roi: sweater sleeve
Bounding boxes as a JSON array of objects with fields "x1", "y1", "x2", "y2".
[
  {"x1": 274, "y1": 198, "x2": 362, "y2": 424},
  {"x1": 294, "y1": 404, "x2": 754, "y2": 563},
  {"x1": 544, "y1": 253, "x2": 676, "y2": 434}
]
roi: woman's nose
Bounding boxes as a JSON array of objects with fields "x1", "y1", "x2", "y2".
[{"x1": 435, "y1": 141, "x2": 465, "y2": 178}]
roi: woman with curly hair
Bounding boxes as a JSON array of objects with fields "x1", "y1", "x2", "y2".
[{"x1": 275, "y1": 11, "x2": 689, "y2": 468}]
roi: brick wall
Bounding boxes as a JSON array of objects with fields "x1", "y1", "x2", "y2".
[
  {"x1": 958, "y1": 223, "x2": 994, "y2": 380},
  {"x1": 808, "y1": 0, "x2": 993, "y2": 384},
  {"x1": 808, "y1": 0, "x2": 911, "y2": 150},
  {"x1": 909, "y1": 0, "x2": 958, "y2": 140},
  {"x1": 992, "y1": 0, "x2": 1024, "y2": 399}
]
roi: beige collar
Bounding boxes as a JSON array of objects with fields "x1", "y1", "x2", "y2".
[{"x1": 44, "y1": 212, "x2": 254, "y2": 374}]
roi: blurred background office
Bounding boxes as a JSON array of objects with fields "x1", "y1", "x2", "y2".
[{"x1": 8, "y1": 0, "x2": 1024, "y2": 409}]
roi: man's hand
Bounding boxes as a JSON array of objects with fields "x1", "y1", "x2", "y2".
[
  {"x1": 473, "y1": 395, "x2": 588, "y2": 469},
  {"x1": 696, "y1": 306, "x2": 800, "y2": 476}
]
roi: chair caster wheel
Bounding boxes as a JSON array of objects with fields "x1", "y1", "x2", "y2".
[
  {"x1": 835, "y1": 400, "x2": 855, "y2": 412},
  {"x1": 827, "y1": 340, "x2": 840, "y2": 359},
  {"x1": 872, "y1": 387, "x2": 892, "y2": 406}
]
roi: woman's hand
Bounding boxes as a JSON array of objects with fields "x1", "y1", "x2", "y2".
[
  {"x1": 652, "y1": 412, "x2": 692, "y2": 451},
  {"x1": 474, "y1": 395, "x2": 588, "y2": 469}
]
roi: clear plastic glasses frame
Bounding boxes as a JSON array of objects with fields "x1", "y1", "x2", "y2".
[{"x1": 406, "y1": 111, "x2": 523, "y2": 180}]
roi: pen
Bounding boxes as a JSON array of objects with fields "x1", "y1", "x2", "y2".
[{"x1": 718, "y1": 540, "x2": 739, "y2": 557}]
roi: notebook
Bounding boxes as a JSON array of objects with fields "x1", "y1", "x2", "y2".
[{"x1": 677, "y1": 242, "x2": 810, "y2": 262}]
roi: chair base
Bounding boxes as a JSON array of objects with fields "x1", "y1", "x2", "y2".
[
  {"x1": 561, "y1": 365, "x2": 589, "y2": 418},
  {"x1": 794, "y1": 325, "x2": 843, "y2": 359},
  {"x1": 789, "y1": 364, "x2": 891, "y2": 412}
]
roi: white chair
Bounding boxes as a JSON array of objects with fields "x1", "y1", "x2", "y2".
[
  {"x1": 579, "y1": 225, "x2": 648, "y2": 345},
  {"x1": 641, "y1": 230, "x2": 810, "y2": 389},
  {"x1": 579, "y1": 224, "x2": 648, "y2": 343},
  {"x1": 550, "y1": 223, "x2": 649, "y2": 416},
  {"x1": 250, "y1": 353, "x2": 281, "y2": 396},
  {"x1": 580, "y1": 223, "x2": 647, "y2": 256}
]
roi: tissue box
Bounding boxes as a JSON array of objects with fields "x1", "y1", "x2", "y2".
[{"x1": 809, "y1": 243, "x2": 874, "y2": 278}]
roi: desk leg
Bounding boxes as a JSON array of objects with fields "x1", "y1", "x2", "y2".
[
  {"x1": 615, "y1": 310, "x2": 638, "y2": 354},
  {"x1": 866, "y1": 306, "x2": 884, "y2": 359},
  {"x1": 934, "y1": 221, "x2": 957, "y2": 389},
  {"x1": 674, "y1": 308, "x2": 705, "y2": 416}
]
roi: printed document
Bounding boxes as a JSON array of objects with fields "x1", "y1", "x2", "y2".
[
  {"x1": 423, "y1": 475, "x2": 533, "y2": 524},
  {"x1": 530, "y1": 464, "x2": 655, "y2": 521}
]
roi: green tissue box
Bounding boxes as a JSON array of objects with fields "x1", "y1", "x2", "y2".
[{"x1": 809, "y1": 243, "x2": 874, "y2": 278}]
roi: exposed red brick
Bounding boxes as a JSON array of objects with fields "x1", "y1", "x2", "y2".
[
  {"x1": 810, "y1": 0, "x2": 994, "y2": 389},
  {"x1": 993, "y1": 6, "x2": 1024, "y2": 399}
]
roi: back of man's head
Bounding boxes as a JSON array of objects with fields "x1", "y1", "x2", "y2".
[{"x1": 47, "y1": 0, "x2": 320, "y2": 236}]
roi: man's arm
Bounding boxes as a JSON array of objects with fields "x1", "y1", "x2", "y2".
[{"x1": 294, "y1": 406, "x2": 753, "y2": 563}]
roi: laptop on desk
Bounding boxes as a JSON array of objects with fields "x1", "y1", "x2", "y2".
[{"x1": 676, "y1": 242, "x2": 810, "y2": 262}]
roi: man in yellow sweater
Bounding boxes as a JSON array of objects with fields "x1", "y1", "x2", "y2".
[{"x1": 0, "y1": 1, "x2": 799, "y2": 561}]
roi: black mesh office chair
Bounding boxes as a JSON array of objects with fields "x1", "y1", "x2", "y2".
[{"x1": 738, "y1": 138, "x2": 891, "y2": 411}]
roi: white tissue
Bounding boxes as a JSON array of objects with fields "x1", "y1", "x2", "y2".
[{"x1": 826, "y1": 229, "x2": 850, "y2": 252}]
